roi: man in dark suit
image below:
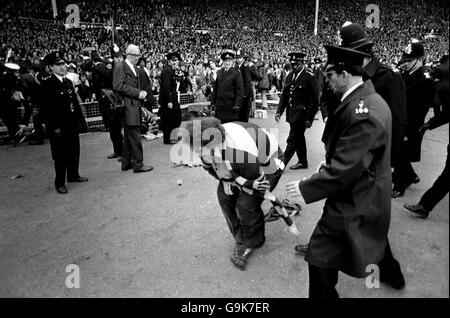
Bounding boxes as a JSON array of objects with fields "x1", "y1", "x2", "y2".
[
  {"x1": 158, "y1": 52, "x2": 182, "y2": 144},
  {"x1": 286, "y1": 44, "x2": 395, "y2": 298},
  {"x1": 235, "y1": 50, "x2": 259, "y2": 122},
  {"x1": 212, "y1": 51, "x2": 244, "y2": 124},
  {"x1": 92, "y1": 53, "x2": 124, "y2": 159},
  {"x1": 275, "y1": 52, "x2": 319, "y2": 169},
  {"x1": 113, "y1": 44, "x2": 153, "y2": 173},
  {"x1": 41, "y1": 51, "x2": 88, "y2": 194}
]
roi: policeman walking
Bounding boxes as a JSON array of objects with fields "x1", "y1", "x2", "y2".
[
  {"x1": 275, "y1": 52, "x2": 318, "y2": 169},
  {"x1": 41, "y1": 51, "x2": 88, "y2": 194}
]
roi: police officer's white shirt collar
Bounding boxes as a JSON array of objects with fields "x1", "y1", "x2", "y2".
[
  {"x1": 125, "y1": 58, "x2": 137, "y2": 77},
  {"x1": 53, "y1": 73, "x2": 65, "y2": 83},
  {"x1": 341, "y1": 81, "x2": 364, "y2": 102}
]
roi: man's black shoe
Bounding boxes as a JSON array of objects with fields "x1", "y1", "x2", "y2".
[
  {"x1": 380, "y1": 260, "x2": 406, "y2": 290},
  {"x1": 404, "y1": 204, "x2": 429, "y2": 219},
  {"x1": 391, "y1": 190, "x2": 404, "y2": 198},
  {"x1": 295, "y1": 244, "x2": 308, "y2": 255},
  {"x1": 133, "y1": 165, "x2": 154, "y2": 173},
  {"x1": 122, "y1": 165, "x2": 132, "y2": 171},
  {"x1": 55, "y1": 185, "x2": 68, "y2": 194},
  {"x1": 290, "y1": 162, "x2": 308, "y2": 170},
  {"x1": 107, "y1": 153, "x2": 120, "y2": 159},
  {"x1": 68, "y1": 177, "x2": 89, "y2": 183}
]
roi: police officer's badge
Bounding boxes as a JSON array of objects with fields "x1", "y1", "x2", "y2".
[
  {"x1": 356, "y1": 100, "x2": 369, "y2": 114},
  {"x1": 404, "y1": 44, "x2": 412, "y2": 55}
]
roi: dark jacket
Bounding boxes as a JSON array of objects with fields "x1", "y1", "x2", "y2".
[
  {"x1": 402, "y1": 66, "x2": 436, "y2": 162},
  {"x1": 112, "y1": 60, "x2": 143, "y2": 126},
  {"x1": 212, "y1": 67, "x2": 244, "y2": 122},
  {"x1": 41, "y1": 74, "x2": 85, "y2": 134},
  {"x1": 363, "y1": 57, "x2": 407, "y2": 167},
  {"x1": 276, "y1": 68, "x2": 319, "y2": 124},
  {"x1": 299, "y1": 80, "x2": 392, "y2": 278},
  {"x1": 92, "y1": 62, "x2": 111, "y2": 99},
  {"x1": 238, "y1": 62, "x2": 259, "y2": 100}
]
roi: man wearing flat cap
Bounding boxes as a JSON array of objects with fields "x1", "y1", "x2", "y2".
[
  {"x1": 158, "y1": 51, "x2": 182, "y2": 144},
  {"x1": 235, "y1": 49, "x2": 259, "y2": 122},
  {"x1": 286, "y1": 44, "x2": 395, "y2": 298},
  {"x1": 41, "y1": 51, "x2": 88, "y2": 194},
  {"x1": 276, "y1": 52, "x2": 318, "y2": 170},
  {"x1": 211, "y1": 51, "x2": 244, "y2": 124},
  {"x1": 338, "y1": 22, "x2": 407, "y2": 172}
]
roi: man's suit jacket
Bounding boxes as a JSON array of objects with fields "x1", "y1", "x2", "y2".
[
  {"x1": 113, "y1": 60, "x2": 143, "y2": 126},
  {"x1": 277, "y1": 68, "x2": 318, "y2": 124}
]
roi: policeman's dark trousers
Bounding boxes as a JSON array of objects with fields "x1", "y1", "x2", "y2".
[
  {"x1": 392, "y1": 143, "x2": 418, "y2": 192},
  {"x1": 378, "y1": 240, "x2": 405, "y2": 288},
  {"x1": 217, "y1": 182, "x2": 265, "y2": 249},
  {"x1": 419, "y1": 144, "x2": 449, "y2": 211},
  {"x1": 238, "y1": 97, "x2": 252, "y2": 122},
  {"x1": 49, "y1": 132, "x2": 80, "y2": 187},
  {"x1": 283, "y1": 122, "x2": 307, "y2": 165},
  {"x1": 308, "y1": 264, "x2": 339, "y2": 299},
  {"x1": 122, "y1": 125, "x2": 143, "y2": 170}
]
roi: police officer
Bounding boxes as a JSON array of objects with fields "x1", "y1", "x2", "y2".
[
  {"x1": 275, "y1": 52, "x2": 319, "y2": 169},
  {"x1": 338, "y1": 22, "x2": 407, "y2": 169},
  {"x1": 0, "y1": 63, "x2": 31, "y2": 144},
  {"x1": 235, "y1": 50, "x2": 259, "y2": 122},
  {"x1": 159, "y1": 51, "x2": 182, "y2": 144},
  {"x1": 41, "y1": 51, "x2": 88, "y2": 194},
  {"x1": 392, "y1": 39, "x2": 436, "y2": 197},
  {"x1": 286, "y1": 44, "x2": 396, "y2": 298},
  {"x1": 212, "y1": 51, "x2": 244, "y2": 124}
]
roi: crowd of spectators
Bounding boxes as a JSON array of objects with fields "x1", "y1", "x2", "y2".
[{"x1": 0, "y1": 0, "x2": 448, "y2": 85}]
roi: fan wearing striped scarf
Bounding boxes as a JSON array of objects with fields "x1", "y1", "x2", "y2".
[{"x1": 181, "y1": 117, "x2": 285, "y2": 270}]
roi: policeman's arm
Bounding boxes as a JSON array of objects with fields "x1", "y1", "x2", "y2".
[
  {"x1": 299, "y1": 115, "x2": 384, "y2": 204},
  {"x1": 112, "y1": 62, "x2": 140, "y2": 99},
  {"x1": 234, "y1": 72, "x2": 244, "y2": 109},
  {"x1": 160, "y1": 68, "x2": 173, "y2": 103},
  {"x1": 306, "y1": 77, "x2": 319, "y2": 123},
  {"x1": 211, "y1": 73, "x2": 218, "y2": 105},
  {"x1": 276, "y1": 79, "x2": 289, "y2": 116}
]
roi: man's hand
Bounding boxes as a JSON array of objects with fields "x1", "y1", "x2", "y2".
[
  {"x1": 275, "y1": 113, "x2": 281, "y2": 123},
  {"x1": 286, "y1": 180, "x2": 306, "y2": 206},
  {"x1": 316, "y1": 160, "x2": 326, "y2": 173},
  {"x1": 306, "y1": 121, "x2": 312, "y2": 128},
  {"x1": 323, "y1": 117, "x2": 328, "y2": 123},
  {"x1": 138, "y1": 91, "x2": 147, "y2": 100},
  {"x1": 252, "y1": 173, "x2": 270, "y2": 191},
  {"x1": 232, "y1": 106, "x2": 240, "y2": 113},
  {"x1": 168, "y1": 102, "x2": 173, "y2": 109},
  {"x1": 15, "y1": 125, "x2": 26, "y2": 136}
]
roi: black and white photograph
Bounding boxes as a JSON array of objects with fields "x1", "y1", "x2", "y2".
[{"x1": 0, "y1": 0, "x2": 448, "y2": 303}]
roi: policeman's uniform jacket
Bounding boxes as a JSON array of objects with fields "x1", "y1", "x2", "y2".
[
  {"x1": 158, "y1": 64, "x2": 182, "y2": 130},
  {"x1": 41, "y1": 74, "x2": 85, "y2": 133},
  {"x1": 238, "y1": 62, "x2": 259, "y2": 100},
  {"x1": 276, "y1": 67, "x2": 318, "y2": 124},
  {"x1": 363, "y1": 57, "x2": 407, "y2": 167},
  {"x1": 402, "y1": 66, "x2": 435, "y2": 162},
  {"x1": 299, "y1": 80, "x2": 392, "y2": 278},
  {"x1": 212, "y1": 67, "x2": 244, "y2": 122}
]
